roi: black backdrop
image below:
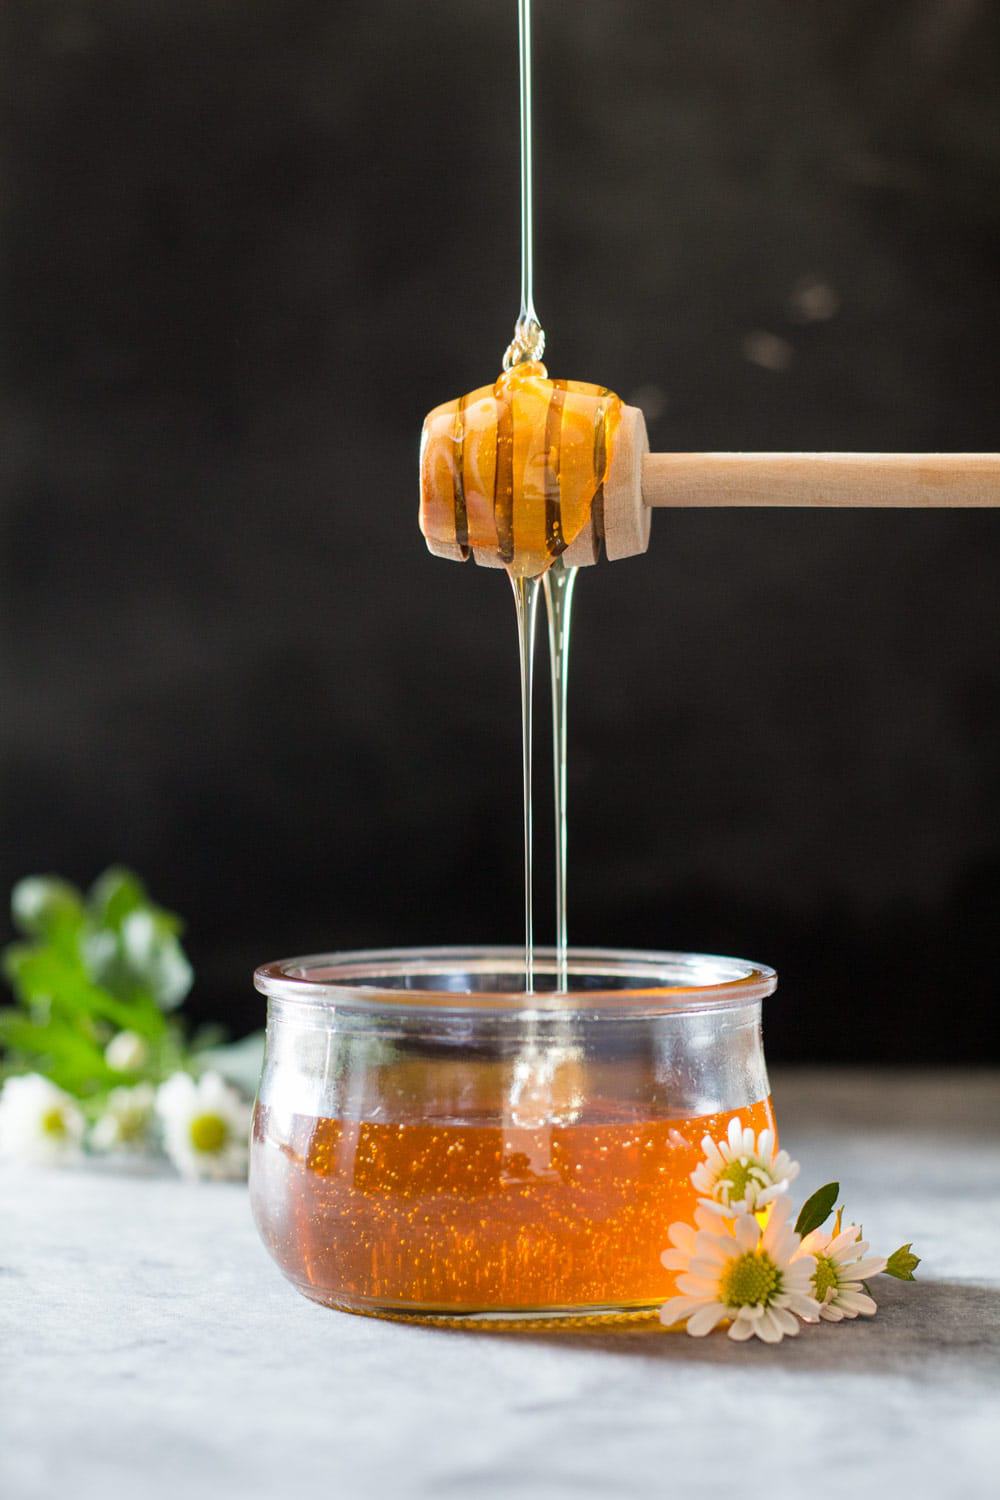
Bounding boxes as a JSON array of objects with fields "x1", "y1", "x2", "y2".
[{"x1": 2, "y1": 0, "x2": 998, "y2": 1062}]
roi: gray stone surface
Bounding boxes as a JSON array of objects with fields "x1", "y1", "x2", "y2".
[{"x1": 2, "y1": 1070, "x2": 998, "y2": 1500}]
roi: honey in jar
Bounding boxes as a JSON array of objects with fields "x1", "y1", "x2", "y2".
[{"x1": 251, "y1": 1097, "x2": 774, "y2": 1320}]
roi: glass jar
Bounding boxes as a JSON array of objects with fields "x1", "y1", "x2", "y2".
[{"x1": 250, "y1": 947, "x2": 777, "y2": 1328}]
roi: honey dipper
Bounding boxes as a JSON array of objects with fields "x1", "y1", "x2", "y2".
[{"x1": 419, "y1": 361, "x2": 1000, "y2": 576}]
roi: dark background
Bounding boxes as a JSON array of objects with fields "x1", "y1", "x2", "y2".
[{"x1": 2, "y1": 0, "x2": 998, "y2": 1062}]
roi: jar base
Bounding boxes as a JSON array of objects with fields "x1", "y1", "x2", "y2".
[{"x1": 290, "y1": 1282, "x2": 669, "y2": 1333}]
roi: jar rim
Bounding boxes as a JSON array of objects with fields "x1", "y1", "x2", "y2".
[{"x1": 253, "y1": 946, "x2": 777, "y2": 1016}]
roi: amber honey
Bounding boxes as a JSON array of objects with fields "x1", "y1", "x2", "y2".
[
  {"x1": 251, "y1": 1095, "x2": 774, "y2": 1320},
  {"x1": 420, "y1": 360, "x2": 622, "y2": 577}
]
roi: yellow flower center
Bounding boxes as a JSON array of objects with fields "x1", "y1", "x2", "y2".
[
  {"x1": 117, "y1": 1109, "x2": 148, "y2": 1143},
  {"x1": 189, "y1": 1112, "x2": 228, "y2": 1154},
  {"x1": 813, "y1": 1254, "x2": 840, "y2": 1302},
  {"x1": 40, "y1": 1107, "x2": 68, "y2": 1139},
  {"x1": 721, "y1": 1251, "x2": 780, "y2": 1308},
  {"x1": 718, "y1": 1159, "x2": 756, "y2": 1202}
]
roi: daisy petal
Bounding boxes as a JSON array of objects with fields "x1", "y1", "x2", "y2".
[
  {"x1": 695, "y1": 1203, "x2": 734, "y2": 1232},
  {"x1": 697, "y1": 1198, "x2": 735, "y2": 1220},
  {"x1": 827, "y1": 1227, "x2": 863, "y2": 1259},
  {"x1": 693, "y1": 1231, "x2": 734, "y2": 1261},
  {"x1": 660, "y1": 1250, "x2": 689, "y2": 1271},
  {"x1": 785, "y1": 1258, "x2": 816, "y2": 1287},
  {"x1": 676, "y1": 1274, "x2": 719, "y2": 1298},
  {"x1": 733, "y1": 1215, "x2": 759, "y2": 1252},
  {"x1": 785, "y1": 1292, "x2": 821, "y2": 1321},
  {"x1": 754, "y1": 1309, "x2": 784, "y2": 1343},
  {"x1": 701, "y1": 1136, "x2": 724, "y2": 1168},
  {"x1": 689, "y1": 1257, "x2": 727, "y2": 1280},
  {"x1": 849, "y1": 1257, "x2": 887, "y2": 1281},
  {"x1": 659, "y1": 1296, "x2": 698, "y2": 1325},
  {"x1": 771, "y1": 1305, "x2": 800, "y2": 1336},
  {"x1": 667, "y1": 1222, "x2": 697, "y2": 1253},
  {"x1": 686, "y1": 1302, "x2": 728, "y2": 1337},
  {"x1": 839, "y1": 1290, "x2": 878, "y2": 1317},
  {"x1": 796, "y1": 1228, "x2": 824, "y2": 1258}
]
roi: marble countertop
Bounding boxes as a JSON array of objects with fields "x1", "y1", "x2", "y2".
[{"x1": 3, "y1": 1070, "x2": 998, "y2": 1500}]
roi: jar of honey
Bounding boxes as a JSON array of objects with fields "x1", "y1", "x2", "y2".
[{"x1": 250, "y1": 948, "x2": 777, "y2": 1328}]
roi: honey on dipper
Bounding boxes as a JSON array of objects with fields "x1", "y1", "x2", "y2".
[{"x1": 420, "y1": 359, "x2": 622, "y2": 577}]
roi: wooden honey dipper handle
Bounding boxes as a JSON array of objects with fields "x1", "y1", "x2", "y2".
[
  {"x1": 597, "y1": 405, "x2": 1000, "y2": 561},
  {"x1": 643, "y1": 452, "x2": 1000, "y2": 509}
]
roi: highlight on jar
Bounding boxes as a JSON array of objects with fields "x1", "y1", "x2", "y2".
[{"x1": 249, "y1": 948, "x2": 777, "y2": 1328}]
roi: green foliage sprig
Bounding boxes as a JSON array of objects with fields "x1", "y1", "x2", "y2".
[{"x1": 0, "y1": 867, "x2": 203, "y2": 1108}]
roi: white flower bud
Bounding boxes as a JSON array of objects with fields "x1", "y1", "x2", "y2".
[
  {"x1": 105, "y1": 1030, "x2": 149, "y2": 1073},
  {"x1": 90, "y1": 1083, "x2": 156, "y2": 1153}
]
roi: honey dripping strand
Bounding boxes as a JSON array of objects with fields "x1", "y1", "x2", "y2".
[
  {"x1": 504, "y1": 0, "x2": 544, "y2": 373},
  {"x1": 511, "y1": 570, "x2": 541, "y2": 993},
  {"x1": 505, "y1": 0, "x2": 577, "y2": 991},
  {"x1": 507, "y1": 0, "x2": 539, "y2": 993}
]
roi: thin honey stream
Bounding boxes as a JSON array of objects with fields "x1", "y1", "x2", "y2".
[{"x1": 418, "y1": 0, "x2": 626, "y2": 987}]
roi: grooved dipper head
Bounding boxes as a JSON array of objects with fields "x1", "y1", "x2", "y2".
[{"x1": 419, "y1": 363, "x2": 649, "y2": 576}]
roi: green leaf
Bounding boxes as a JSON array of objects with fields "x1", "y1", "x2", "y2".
[
  {"x1": 11, "y1": 876, "x2": 84, "y2": 942},
  {"x1": 0, "y1": 1010, "x2": 115, "y2": 1093},
  {"x1": 5, "y1": 945, "x2": 88, "y2": 1004},
  {"x1": 884, "y1": 1244, "x2": 920, "y2": 1281},
  {"x1": 4, "y1": 945, "x2": 166, "y2": 1038},
  {"x1": 87, "y1": 868, "x2": 149, "y2": 930},
  {"x1": 88, "y1": 867, "x2": 184, "y2": 937},
  {"x1": 794, "y1": 1182, "x2": 840, "y2": 1238}
]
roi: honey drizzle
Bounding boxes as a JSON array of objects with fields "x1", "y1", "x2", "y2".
[
  {"x1": 451, "y1": 394, "x2": 470, "y2": 556},
  {"x1": 592, "y1": 392, "x2": 609, "y2": 521},
  {"x1": 544, "y1": 382, "x2": 568, "y2": 557},
  {"x1": 508, "y1": 0, "x2": 541, "y2": 991},
  {"x1": 494, "y1": 382, "x2": 516, "y2": 565},
  {"x1": 511, "y1": 571, "x2": 541, "y2": 990},
  {"x1": 543, "y1": 557, "x2": 577, "y2": 986}
]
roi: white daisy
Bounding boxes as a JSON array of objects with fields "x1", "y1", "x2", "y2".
[
  {"x1": 156, "y1": 1070, "x2": 251, "y2": 1180},
  {"x1": 691, "y1": 1115, "x2": 800, "y2": 1216},
  {"x1": 660, "y1": 1195, "x2": 820, "y2": 1342},
  {"x1": 795, "y1": 1222, "x2": 887, "y2": 1321},
  {"x1": 90, "y1": 1083, "x2": 156, "y2": 1153},
  {"x1": 0, "y1": 1074, "x2": 85, "y2": 1166}
]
